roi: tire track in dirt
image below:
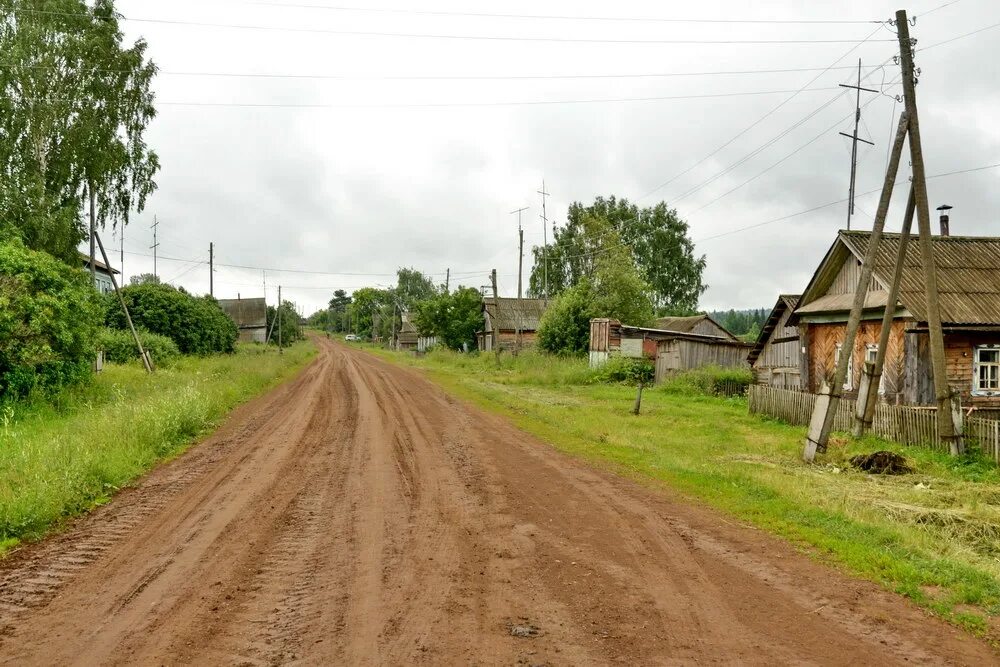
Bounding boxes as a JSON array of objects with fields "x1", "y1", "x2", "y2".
[{"x1": 0, "y1": 336, "x2": 997, "y2": 665}]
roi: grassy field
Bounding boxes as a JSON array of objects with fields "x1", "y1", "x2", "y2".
[
  {"x1": 366, "y1": 344, "x2": 1000, "y2": 636},
  {"x1": 0, "y1": 341, "x2": 316, "y2": 554}
]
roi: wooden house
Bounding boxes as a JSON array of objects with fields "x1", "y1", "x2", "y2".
[
  {"x1": 395, "y1": 311, "x2": 419, "y2": 351},
  {"x1": 792, "y1": 230, "x2": 1000, "y2": 409},
  {"x1": 80, "y1": 252, "x2": 119, "y2": 295},
  {"x1": 654, "y1": 315, "x2": 738, "y2": 339},
  {"x1": 748, "y1": 295, "x2": 802, "y2": 389},
  {"x1": 477, "y1": 297, "x2": 548, "y2": 352},
  {"x1": 589, "y1": 317, "x2": 750, "y2": 382},
  {"x1": 218, "y1": 296, "x2": 268, "y2": 343}
]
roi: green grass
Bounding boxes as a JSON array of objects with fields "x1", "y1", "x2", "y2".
[
  {"x1": 0, "y1": 341, "x2": 316, "y2": 554},
  {"x1": 369, "y1": 346, "x2": 1000, "y2": 637}
]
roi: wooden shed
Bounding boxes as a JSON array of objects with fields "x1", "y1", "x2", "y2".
[
  {"x1": 477, "y1": 297, "x2": 549, "y2": 352},
  {"x1": 654, "y1": 315, "x2": 740, "y2": 340},
  {"x1": 793, "y1": 230, "x2": 1000, "y2": 409},
  {"x1": 654, "y1": 333, "x2": 752, "y2": 382},
  {"x1": 218, "y1": 296, "x2": 268, "y2": 343},
  {"x1": 589, "y1": 318, "x2": 662, "y2": 367},
  {"x1": 748, "y1": 295, "x2": 802, "y2": 389},
  {"x1": 395, "y1": 311, "x2": 419, "y2": 351}
]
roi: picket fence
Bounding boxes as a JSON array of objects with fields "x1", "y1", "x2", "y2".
[{"x1": 747, "y1": 385, "x2": 1000, "y2": 461}]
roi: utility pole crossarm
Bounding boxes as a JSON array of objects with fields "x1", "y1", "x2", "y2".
[{"x1": 840, "y1": 58, "x2": 877, "y2": 230}]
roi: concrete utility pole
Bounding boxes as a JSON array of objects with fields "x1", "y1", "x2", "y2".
[
  {"x1": 854, "y1": 187, "x2": 915, "y2": 437},
  {"x1": 277, "y1": 285, "x2": 283, "y2": 354},
  {"x1": 95, "y1": 230, "x2": 152, "y2": 373},
  {"x1": 120, "y1": 225, "x2": 125, "y2": 285},
  {"x1": 537, "y1": 181, "x2": 550, "y2": 301},
  {"x1": 89, "y1": 185, "x2": 97, "y2": 288},
  {"x1": 839, "y1": 58, "x2": 877, "y2": 231},
  {"x1": 802, "y1": 112, "x2": 910, "y2": 462},
  {"x1": 150, "y1": 215, "x2": 160, "y2": 279},
  {"x1": 896, "y1": 9, "x2": 961, "y2": 454},
  {"x1": 490, "y1": 269, "x2": 500, "y2": 366},
  {"x1": 209, "y1": 242, "x2": 214, "y2": 297}
]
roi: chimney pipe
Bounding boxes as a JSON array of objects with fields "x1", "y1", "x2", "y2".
[{"x1": 936, "y1": 204, "x2": 952, "y2": 237}]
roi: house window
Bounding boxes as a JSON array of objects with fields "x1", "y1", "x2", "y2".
[
  {"x1": 974, "y1": 346, "x2": 1000, "y2": 394},
  {"x1": 835, "y1": 343, "x2": 853, "y2": 390},
  {"x1": 865, "y1": 344, "x2": 886, "y2": 394}
]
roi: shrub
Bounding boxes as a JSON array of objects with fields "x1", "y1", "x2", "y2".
[
  {"x1": 105, "y1": 284, "x2": 237, "y2": 355},
  {"x1": 587, "y1": 357, "x2": 654, "y2": 385},
  {"x1": 0, "y1": 240, "x2": 102, "y2": 398},
  {"x1": 659, "y1": 365, "x2": 753, "y2": 397},
  {"x1": 97, "y1": 328, "x2": 180, "y2": 366}
]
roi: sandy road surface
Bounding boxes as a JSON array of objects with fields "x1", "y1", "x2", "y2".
[{"x1": 0, "y1": 337, "x2": 995, "y2": 665}]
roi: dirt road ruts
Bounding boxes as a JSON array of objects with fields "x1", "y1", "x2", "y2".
[{"x1": 0, "y1": 337, "x2": 994, "y2": 665}]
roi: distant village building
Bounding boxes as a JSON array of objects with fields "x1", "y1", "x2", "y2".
[
  {"x1": 748, "y1": 295, "x2": 802, "y2": 390},
  {"x1": 80, "y1": 252, "x2": 118, "y2": 295},
  {"x1": 217, "y1": 296, "x2": 268, "y2": 343},
  {"x1": 792, "y1": 229, "x2": 1000, "y2": 409},
  {"x1": 477, "y1": 297, "x2": 548, "y2": 352},
  {"x1": 589, "y1": 316, "x2": 750, "y2": 383},
  {"x1": 396, "y1": 311, "x2": 419, "y2": 352}
]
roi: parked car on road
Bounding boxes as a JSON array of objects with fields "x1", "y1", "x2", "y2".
[{"x1": 344, "y1": 334, "x2": 359, "y2": 342}]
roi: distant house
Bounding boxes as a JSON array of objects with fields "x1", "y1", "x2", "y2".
[
  {"x1": 477, "y1": 297, "x2": 549, "y2": 352},
  {"x1": 792, "y1": 229, "x2": 1000, "y2": 408},
  {"x1": 654, "y1": 315, "x2": 740, "y2": 340},
  {"x1": 217, "y1": 296, "x2": 268, "y2": 343},
  {"x1": 589, "y1": 317, "x2": 751, "y2": 382},
  {"x1": 748, "y1": 295, "x2": 802, "y2": 390},
  {"x1": 396, "y1": 311, "x2": 419, "y2": 352},
  {"x1": 80, "y1": 252, "x2": 118, "y2": 295}
]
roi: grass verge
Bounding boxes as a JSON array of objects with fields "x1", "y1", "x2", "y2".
[
  {"x1": 367, "y1": 345, "x2": 1000, "y2": 637},
  {"x1": 0, "y1": 341, "x2": 316, "y2": 555}
]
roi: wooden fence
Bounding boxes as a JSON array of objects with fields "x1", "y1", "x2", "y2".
[{"x1": 748, "y1": 385, "x2": 1000, "y2": 461}]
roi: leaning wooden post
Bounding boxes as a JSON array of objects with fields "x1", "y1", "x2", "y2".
[
  {"x1": 632, "y1": 382, "x2": 644, "y2": 415},
  {"x1": 854, "y1": 187, "x2": 915, "y2": 437},
  {"x1": 95, "y1": 230, "x2": 152, "y2": 373},
  {"x1": 802, "y1": 113, "x2": 909, "y2": 462},
  {"x1": 895, "y1": 10, "x2": 962, "y2": 455}
]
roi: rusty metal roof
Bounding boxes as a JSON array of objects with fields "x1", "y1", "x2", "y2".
[{"x1": 841, "y1": 231, "x2": 1000, "y2": 325}]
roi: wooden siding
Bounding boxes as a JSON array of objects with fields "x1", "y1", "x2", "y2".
[
  {"x1": 805, "y1": 320, "x2": 906, "y2": 399},
  {"x1": 828, "y1": 256, "x2": 886, "y2": 295},
  {"x1": 753, "y1": 305, "x2": 802, "y2": 389},
  {"x1": 689, "y1": 319, "x2": 731, "y2": 338},
  {"x1": 655, "y1": 339, "x2": 749, "y2": 382}
]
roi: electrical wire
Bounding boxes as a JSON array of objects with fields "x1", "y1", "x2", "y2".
[{"x1": 14, "y1": 10, "x2": 898, "y2": 44}]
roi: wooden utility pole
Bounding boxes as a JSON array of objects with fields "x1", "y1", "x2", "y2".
[
  {"x1": 89, "y1": 185, "x2": 97, "y2": 288},
  {"x1": 538, "y1": 181, "x2": 550, "y2": 301},
  {"x1": 150, "y1": 215, "x2": 160, "y2": 279},
  {"x1": 839, "y1": 58, "x2": 877, "y2": 231},
  {"x1": 277, "y1": 285, "x2": 283, "y2": 354},
  {"x1": 896, "y1": 9, "x2": 961, "y2": 454},
  {"x1": 95, "y1": 230, "x2": 152, "y2": 373},
  {"x1": 511, "y1": 206, "x2": 528, "y2": 355},
  {"x1": 209, "y1": 242, "x2": 214, "y2": 297},
  {"x1": 445, "y1": 268, "x2": 450, "y2": 293},
  {"x1": 854, "y1": 187, "x2": 915, "y2": 437},
  {"x1": 802, "y1": 112, "x2": 909, "y2": 462},
  {"x1": 490, "y1": 269, "x2": 500, "y2": 366}
]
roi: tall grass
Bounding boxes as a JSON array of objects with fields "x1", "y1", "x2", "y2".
[
  {"x1": 370, "y1": 345, "x2": 1000, "y2": 635},
  {"x1": 0, "y1": 341, "x2": 316, "y2": 552}
]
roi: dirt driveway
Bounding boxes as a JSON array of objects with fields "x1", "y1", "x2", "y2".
[{"x1": 0, "y1": 337, "x2": 994, "y2": 665}]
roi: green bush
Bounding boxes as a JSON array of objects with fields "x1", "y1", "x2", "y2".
[
  {"x1": 587, "y1": 356, "x2": 654, "y2": 385},
  {"x1": 105, "y1": 284, "x2": 237, "y2": 355},
  {"x1": 0, "y1": 241, "x2": 102, "y2": 398},
  {"x1": 659, "y1": 365, "x2": 753, "y2": 396},
  {"x1": 97, "y1": 328, "x2": 180, "y2": 366}
]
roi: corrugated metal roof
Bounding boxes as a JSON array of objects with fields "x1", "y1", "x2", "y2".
[
  {"x1": 483, "y1": 297, "x2": 548, "y2": 331},
  {"x1": 794, "y1": 291, "x2": 889, "y2": 314},
  {"x1": 841, "y1": 231, "x2": 1000, "y2": 324},
  {"x1": 654, "y1": 315, "x2": 707, "y2": 332},
  {"x1": 218, "y1": 297, "x2": 267, "y2": 328}
]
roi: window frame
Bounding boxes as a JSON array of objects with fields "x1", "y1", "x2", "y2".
[
  {"x1": 864, "y1": 343, "x2": 887, "y2": 394},
  {"x1": 835, "y1": 342, "x2": 853, "y2": 391},
  {"x1": 973, "y1": 345, "x2": 1000, "y2": 396}
]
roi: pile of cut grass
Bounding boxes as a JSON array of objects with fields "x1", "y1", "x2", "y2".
[{"x1": 0, "y1": 341, "x2": 315, "y2": 553}]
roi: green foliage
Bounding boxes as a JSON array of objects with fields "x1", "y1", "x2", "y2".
[
  {"x1": 528, "y1": 195, "x2": 706, "y2": 314},
  {"x1": 129, "y1": 272, "x2": 161, "y2": 286},
  {"x1": 587, "y1": 357, "x2": 654, "y2": 385},
  {"x1": 394, "y1": 267, "x2": 438, "y2": 308},
  {"x1": 266, "y1": 300, "x2": 304, "y2": 347},
  {"x1": 325, "y1": 289, "x2": 352, "y2": 333},
  {"x1": 105, "y1": 283, "x2": 237, "y2": 355},
  {"x1": 708, "y1": 307, "x2": 770, "y2": 338},
  {"x1": 0, "y1": 240, "x2": 102, "y2": 398},
  {"x1": 0, "y1": 0, "x2": 159, "y2": 262},
  {"x1": 97, "y1": 327, "x2": 179, "y2": 366},
  {"x1": 0, "y1": 341, "x2": 315, "y2": 549},
  {"x1": 658, "y1": 365, "x2": 753, "y2": 396},
  {"x1": 412, "y1": 286, "x2": 482, "y2": 350},
  {"x1": 538, "y1": 218, "x2": 654, "y2": 355}
]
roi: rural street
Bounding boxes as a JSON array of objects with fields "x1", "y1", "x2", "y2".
[{"x1": 0, "y1": 337, "x2": 994, "y2": 665}]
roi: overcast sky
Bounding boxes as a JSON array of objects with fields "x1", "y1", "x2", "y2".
[{"x1": 103, "y1": 0, "x2": 999, "y2": 315}]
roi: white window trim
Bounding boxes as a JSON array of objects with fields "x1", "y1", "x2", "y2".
[
  {"x1": 973, "y1": 344, "x2": 1000, "y2": 396},
  {"x1": 835, "y1": 342, "x2": 853, "y2": 391},
  {"x1": 865, "y1": 344, "x2": 887, "y2": 395}
]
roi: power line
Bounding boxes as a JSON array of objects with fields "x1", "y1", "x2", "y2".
[
  {"x1": 243, "y1": 2, "x2": 884, "y2": 25},
  {"x1": 15, "y1": 10, "x2": 897, "y2": 44}
]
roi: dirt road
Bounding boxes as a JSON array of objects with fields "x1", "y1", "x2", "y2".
[{"x1": 0, "y1": 338, "x2": 994, "y2": 665}]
